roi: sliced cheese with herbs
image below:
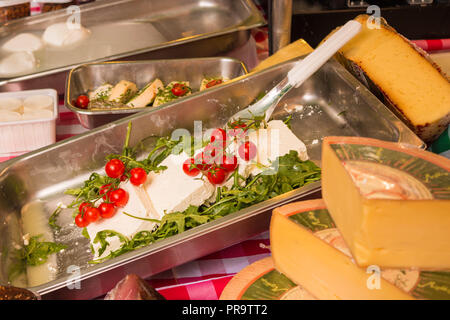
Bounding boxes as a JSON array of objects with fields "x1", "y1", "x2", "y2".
[
  {"x1": 153, "y1": 81, "x2": 191, "y2": 107},
  {"x1": 271, "y1": 199, "x2": 450, "y2": 300},
  {"x1": 220, "y1": 257, "x2": 316, "y2": 300},
  {"x1": 108, "y1": 80, "x2": 138, "y2": 104},
  {"x1": 126, "y1": 79, "x2": 164, "y2": 108},
  {"x1": 322, "y1": 136, "x2": 450, "y2": 270}
]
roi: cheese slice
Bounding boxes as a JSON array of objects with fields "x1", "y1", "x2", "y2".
[
  {"x1": 220, "y1": 257, "x2": 316, "y2": 300},
  {"x1": 270, "y1": 199, "x2": 414, "y2": 300},
  {"x1": 108, "y1": 80, "x2": 138, "y2": 104},
  {"x1": 144, "y1": 153, "x2": 215, "y2": 217},
  {"x1": 271, "y1": 199, "x2": 450, "y2": 300},
  {"x1": 328, "y1": 14, "x2": 450, "y2": 143},
  {"x1": 321, "y1": 136, "x2": 450, "y2": 269},
  {"x1": 87, "y1": 180, "x2": 159, "y2": 259},
  {"x1": 126, "y1": 79, "x2": 164, "y2": 108}
]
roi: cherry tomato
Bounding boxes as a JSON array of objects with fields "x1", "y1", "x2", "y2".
[
  {"x1": 99, "y1": 202, "x2": 116, "y2": 219},
  {"x1": 205, "y1": 79, "x2": 223, "y2": 88},
  {"x1": 105, "y1": 159, "x2": 125, "y2": 179},
  {"x1": 194, "y1": 152, "x2": 212, "y2": 171},
  {"x1": 203, "y1": 143, "x2": 222, "y2": 160},
  {"x1": 109, "y1": 188, "x2": 129, "y2": 207},
  {"x1": 182, "y1": 158, "x2": 200, "y2": 177},
  {"x1": 238, "y1": 141, "x2": 257, "y2": 161},
  {"x1": 219, "y1": 154, "x2": 238, "y2": 172},
  {"x1": 76, "y1": 95, "x2": 90, "y2": 109},
  {"x1": 99, "y1": 183, "x2": 113, "y2": 201},
  {"x1": 120, "y1": 174, "x2": 128, "y2": 182},
  {"x1": 206, "y1": 166, "x2": 227, "y2": 185},
  {"x1": 171, "y1": 83, "x2": 188, "y2": 96},
  {"x1": 75, "y1": 213, "x2": 89, "y2": 228},
  {"x1": 210, "y1": 128, "x2": 227, "y2": 143},
  {"x1": 78, "y1": 201, "x2": 91, "y2": 214},
  {"x1": 84, "y1": 206, "x2": 100, "y2": 223},
  {"x1": 129, "y1": 167, "x2": 147, "y2": 186}
]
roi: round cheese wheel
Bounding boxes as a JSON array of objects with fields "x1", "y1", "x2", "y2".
[
  {"x1": 0, "y1": 97, "x2": 23, "y2": 112},
  {"x1": 0, "y1": 52, "x2": 36, "y2": 76},
  {"x1": 2, "y1": 33, "x2": 43, "y2": 52},
  {"x1": 42, "y1": 22, "x2": 90, "y2": 47},
  {"x1": 23, "y1": 95, "x2": 54, "y2": 110},
  {"x1": 22, "y1": 108, "x2": 53, "y2": 120},
  {"x1": 0, "y1": 110, "x2": 22, "y2": 122}
]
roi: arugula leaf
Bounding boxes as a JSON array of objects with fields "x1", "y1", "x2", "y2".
[{"x1": 48, "y1": 205, "x2": 63, "y2": 231}]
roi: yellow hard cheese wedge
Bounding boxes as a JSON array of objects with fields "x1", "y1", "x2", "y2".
[
  {"x1": 329, "y1": 15, "x2": 450, "y2": 143},
  {"x1": 270, "y1": 199, "x2": 414, "y2": 300},
  {"x1": 322, "y1": 136, "x2": 450, "y2": 270}
]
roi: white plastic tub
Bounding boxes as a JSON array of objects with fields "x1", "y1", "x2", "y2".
[{"x1": 0, "y1": 89, "x2": 58, "y2": 154}]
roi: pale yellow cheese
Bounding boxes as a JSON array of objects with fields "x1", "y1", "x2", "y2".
[
  {"x1": 321, "y1": 136, "x2": 450, "y2": 269},
  {"x1": 331, "y1": 15, "x2": 450, "y2": 143},
  {"x1": 270, "y1": 199, "x2": 414, "y2": 300}
]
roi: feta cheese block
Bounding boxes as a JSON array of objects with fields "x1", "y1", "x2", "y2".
[
  {"x1": 0, "y1": 97, "x2": 22, "y2": 112},
  {"x1": 271, "y1": 199, "x2": 450, "y2": 300},
  {"x1": 270, "y1": 199, "x2": 415, "y2": 300},
  {"x1": 126, "y1": 79, "x2": 164, "y2": 108},
  {"x1": 87, "y1": 180, "x2": 160, "y2": 259},
  {"x1": 23, "y1": 95, "x2": 53, "y2": 110},
  {"x1": 220, "y1": 257, "x2": 316, "y2": 300},
  {"x1": 0, "y1": 110, "x2": 22, "y2": 122},
  {"x1": 321, "y1": 136, "x2": 450, "y2": 269},
  {"x1": 144, "y1": 153, "x2": 215, "y2": 217},
  {"x1": 42, "y1": 22, "x2": 90, "y2": 47},
  {"x1": 108, "y1": 80, "x2": 138, "y2": 104},
  {"x1": 2, "y1": 33, "x2": 43, "y2": 52},
  {"x1": 329, "y1": 14, "x2": 450, "y2": 143}
]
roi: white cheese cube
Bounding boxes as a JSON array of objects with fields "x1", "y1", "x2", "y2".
[
  {"x1": 144, "y1": 153, "x2": 215, "y2": 216},
  {"x1": 87, "y1": 180, "x2": 157, "y2": 259}
]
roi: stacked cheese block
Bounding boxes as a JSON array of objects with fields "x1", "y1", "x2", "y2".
[
  {"x1": 0, "y1": 95, "x2": 54, "y2": 123},
  {"x1": 222, "y1": 137, "x2": 450, "y2": 300},
  {"x1": 328, "y1": 15, "x2": 450, "y2": 144}
]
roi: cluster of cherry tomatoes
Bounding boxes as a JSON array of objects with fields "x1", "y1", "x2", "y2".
[
  {"x1": 182, "y1": 125, "x2": 257, "y2": 185},
  {"x1": 74, "y1": 158, "x2": 148, "y2": 228}
]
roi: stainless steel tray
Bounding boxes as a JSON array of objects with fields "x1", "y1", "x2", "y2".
[
  {"x1": 65, "y1": 57, "x2": 248, "y2": 128},
  {"x1": 0, "y1": 0, "x2": 265, "y2": 94},
  {"x1": 0, "y1": 57, "x2": 423, "y2": 300}
]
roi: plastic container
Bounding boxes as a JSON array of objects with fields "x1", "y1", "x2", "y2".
[
  {"x1": 0, "y1": 89, "x2": 57, "y2": 154},
  {"x1": 35, "y1": 0, "x2": 74, "y2": 13},
  {"x1": 0, "y1": 0, "x2": 30, "y2": 22}
]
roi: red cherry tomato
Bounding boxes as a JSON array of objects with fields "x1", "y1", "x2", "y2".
[
  {"x1": 78, "y1": 201, "x2": 91, "y2": 214},
  {"x1": 210, "y1": 128, "x2": 227, "y2": 143},
  {"x1": 99, "y1": 202, "x2": 116, "y2": 219},
  {"x1": 109, "y1": 188, "x2": 129, "y2": 207},
  {"x1": 219, "y1": 154, "x2": 238, "y2": 172},
  {"x1": 238, "y1": 141, "x2": 257, "y2": 161},
  {"x1": 206, "y1": 166, "x2": 227, "y2": 185},
  {"x1": 129, "y1": 167, "x2": 147, "y2": 186},
  {"x1": 76, "y1": 95, "x2": 90, "y2": 109},
  {"x1": 84, "y1": 206, "x2": 100, "y2": 223},
  {"x1": 99, "y1": 183, "x2": 113, "y2": 201},
  {"x1": 182, "y1": 158, "x2": 200, "y2": 177},
  {"x1": 171, "y1": 83, "x2": 189, "y2": 96},
  {"x1": 105, "y1": 159, "x2": 125, "y2": 179},
  {"x1": 205, "y1": 79, "x2": 223, "y2": 89},
  {"x1": 194, "y1": 152, "x2": 212, "y2": 171},
  {"x1": 75, "y1": 213, "x2": 89, "y2": 228}
]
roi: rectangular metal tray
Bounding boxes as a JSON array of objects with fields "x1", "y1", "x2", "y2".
[
  {"x1": 0, "y1": 57, "x2": 423, "y2": 300},
  {"x1": 0, "y1": 0, "x2": 265, "y2": 93},
  {"x1": 65, "y1": 57, "x2": 249, "y2": 129}
]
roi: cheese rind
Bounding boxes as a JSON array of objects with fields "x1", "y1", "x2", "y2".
[
  {"x1": 270, "y1": 199, "x2": 414, "y2": 300},
  {"x1": 330, "y1": 15, "x2": 450, "y2": 143},
  {"x1": 322, "y1": 136, "x2": 450, "y2": 269}
]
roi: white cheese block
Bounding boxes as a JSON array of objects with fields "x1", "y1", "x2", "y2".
[
  {"x1": 89, "y1": 83, "x2": 113, "y2": 101},
  {"x1": 22, "y1": 108, "x2": 53, "y2": 120},
  {"x1": 0, "y1": 52, "x2": 36, "y2": 76},
  {"x1": 2, "y1": 33, "x2": 43, "y2": 52},
  {"x1": 0, "y1": 110, "x2": 22, "y2": 122},
  {"x1": 23, "y1": 95, "x2": 54, "y2": 110},
  {"x1": 0, "y1": 97, "x2": 23, "y2": 112},
  {"x1": 87, "y1": 180, "x2": 159, "y2": 259},
  {"x1": 145, "y1": 153, "x2": 215, "y2": 216},
  {"x1": 42, "y1": 22, "x2": 90, "y2": 47}
]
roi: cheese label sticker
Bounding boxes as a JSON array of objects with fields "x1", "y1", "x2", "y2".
[
  {"x1": 330, "y1": 143, "x2": 450, "y2": 200},
  {"x1": 288, "y1": 207, "x2": 450, "y2": 300}
]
